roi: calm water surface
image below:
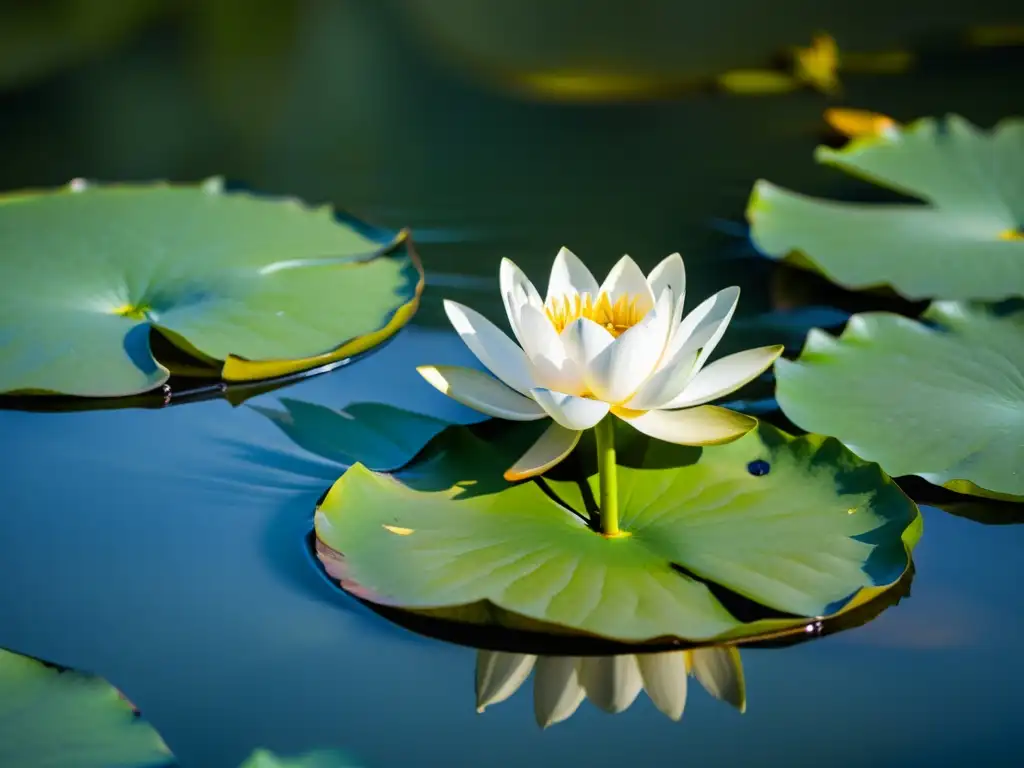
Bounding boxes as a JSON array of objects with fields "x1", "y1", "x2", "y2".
[{"x1": 1, "y1": 2, "x2": 1023, "y2": 766}]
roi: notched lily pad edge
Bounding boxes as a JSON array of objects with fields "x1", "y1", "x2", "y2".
[
  {"x1": 745, "y1": 113, "x2": 1024, "y2": 301},
  {"x1": 0, "y1": 177, "x2": 425, "y2": 405},
  {"x1": 303, "y1": 530, "x2": 917, "y2": 656},
  {"x1": 304, "y1": 421, "x2": 924, "y2": 653},
  {"x1": 780, "y1": 308, "x2": 1024, "y2": 503}
]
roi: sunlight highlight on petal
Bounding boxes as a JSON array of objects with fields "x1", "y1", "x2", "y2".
[
  {"x1": 614, "y1": 404, "x2": 756, "y2": 445},
  {"x1": 531, "y1": 388, "x2": 610, "y2": 429},
  {"x1": 418, "y1": 365, "x2": 547, "y2": 421},
  {"x1": 444, "y1": 299, "x2": 534, "y2": 395},
  {"x1": 504, "y1": 423, "x2": 582, "y2": 481}
]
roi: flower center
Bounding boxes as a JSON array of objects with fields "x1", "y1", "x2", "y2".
[
  {"x1": 999, "y1": 228, "x2": 1023, "y2": 241},
  {"x1": 545, "y1": 292, "x2": 646, "y2": 337}
]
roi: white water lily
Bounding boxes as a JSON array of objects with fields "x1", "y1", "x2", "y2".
[
  {"x1": 419, "y1": 247, "x2": 782, "y2": 486},
  {"x1": 475, "y1": 647, "x2": 746, "y2": 728}
]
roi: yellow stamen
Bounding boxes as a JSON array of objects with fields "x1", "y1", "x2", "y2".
[
  {"x1": 999, "y1": 229, "x2": 1023, "y2": 241},
  {"x1": 544, "y1": 292, "x2": 647, "y2": 337},
  {"x1": 111, "y1": 303, "x2": 150, "y2": 321},
  {"x1": 382, "y1": 524, "x2": 414, "y2": 536}
]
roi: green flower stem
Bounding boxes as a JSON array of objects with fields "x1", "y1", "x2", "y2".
[{"x1": 594, "y1": 416, "x2": 620, "y2": 537}]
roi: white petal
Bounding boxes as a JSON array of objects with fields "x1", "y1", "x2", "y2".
[
  {"x1": 578, "y1": 656, "x2": 643, "y2": 714},
  {"x1": 500, "y1": 258, "x2": 543, "y2": 344},
  {"x1": 560, "y1": 316, "x2": 615, "y2": 381},
  {"x1": 443, "y1": 300, "x2": 535, "y2": 395},
  {"x1": 546, "y1": 246, "x2": 599, "y2": 303},
  {"x1": 634, "y1": 287, "x2": 741, "y2": 411},
  {"x1": 418, "y1": 365, "x2": 547, "y2": 421},
  {"x1": 663, "y1": 345, "x2": 784, "y2": 409},
  {"x1": 504, "y1": 423, "x2": 582, "y2": 481},
  {"x1": 689, "y1": 646, "x2": 746, "y2": 713},
  {"x1": 613, "y1": 404, "x2": 756, "y2": 445},
  {"x1": 584, "y1": 289, "x2": 673, "y2": 404},
  {"x1": 533, "y1": 656, "x2": 586, "y2": 728},
  {"x1": 598, "y1": 255, "x2": 655, "y2": 314},
  {"x1": 648, "y1": 252, "x2": 686, "y2": 317},
  {"x1": 623, "y1": 347, "x2": 699, "y2": 411},
  {"x1": 476, "y1": 651, "x2": 536, "y2": 712},
  {"x1": 531, "y1": 388, "x2": 610, "y2": 430},
  {"x1": 664, "y1": 286, "x2": 741, "y2": 368},
  {"x1": 514, "y1": 304, "x2": 585, "y2": 394},
  {"x1": 637, "y1": 652, "x2": 688, "y2": 721}
]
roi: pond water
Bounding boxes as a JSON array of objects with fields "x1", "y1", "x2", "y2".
[{"x1": 1, "y1": 2, "x2": 1023, "y2": 766}]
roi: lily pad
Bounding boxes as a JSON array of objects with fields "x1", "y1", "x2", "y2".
[
  {"x1": 746, "y1": 114, "x2": 1024, "y2": 300},
  {"x1": 0, "y1": 180, "x2": 423, "y2": 398},
  {"x1": 0, "y1": 648, "x2": 172, "y2": 768},
  {"x1": 775, "y1": 301, "x2": 1024, "y2": 500},
  {"x1": 314, "y1": 422, "x2": 921, "y2": 644}
]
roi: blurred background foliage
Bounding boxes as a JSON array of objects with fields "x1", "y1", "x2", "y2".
[{"x1": 1, "y1": 0, "x2": 1021, "y2": 328}]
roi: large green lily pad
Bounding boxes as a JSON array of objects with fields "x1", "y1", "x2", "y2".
[
  {"x1": 0, "y1": 648, "x2": 172, "y2": 768},
  {"x1": 776, "y1": 301, "x2": 1024, "y2": 500},
  {"x1": 314, "y1": 422, "x2": 921, "y2": 644},
  {"x1": 747, "y1": 114, "x2": 1024, "y2": 300},
  {"x1": 0, "y1": 179, "x2": 423, "y2": 397}
]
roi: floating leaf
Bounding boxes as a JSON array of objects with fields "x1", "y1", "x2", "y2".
[
  {"x1": 0, "y1": 648, "x2": 171, "y2": 768},
  {"x1": 314, "y1": 422, "x2": 921, "y2": 644},
  {"x1": 776, "y1": 301, "x2": 1024, "y2": 500},
  {"x1": 747, "y1": 115, "x2": 1024, "y2": 300},
  {"x1": 0, "y1": 180, "x2": 423, "y2": 398}
]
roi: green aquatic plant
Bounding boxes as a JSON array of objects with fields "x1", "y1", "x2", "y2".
[
  {"x1": 747, "y1": 114, "x2": 1024, "y2": 300},
  {"x1": 0, "y1": 179, "x2": 422, "y2": 398},
  {"x1": 475, "y1": 646, "x2": 744, "y2": 728},
  {"x1": 308, "y1": 248, "x2": 921, "y2": 645},
  {"x1": 418, "y1": 247, "x2": 781, "y2": 536},
  {"x1": 0, "y1": 648, "x2": 172, "y2": 768},
  {"x1": 776, "y1": 301, "x2": 1024, "y2": 500},
  {"x1": 314, "y1": 419, "x2": 922, "y2": 644},
  {"x1": 0, "y1": 647, "x2": 359, "y2": 767}
]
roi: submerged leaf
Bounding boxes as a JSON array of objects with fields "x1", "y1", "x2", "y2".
[
  {"x1": 0, "y1": 181, "x2": 423, "y2": 397},
  {"x1": 314, "y1": 422, "x2": 920, "y2": 643},
  {"x1": 252, "y1": 400, "x2": 463, "y2": 472},
  {"x1": 776, "y1": 301, "x2": 1024, "y2": 500},
  {"x1": 747, "y1": 114, "x2": 1024, "y2": 300},
  {"x1": 0, "y1": 648, "x2": 171, "y2": 768},
  {"x1": 238, "y1": 749, "x2": 361, "y2": 768}
]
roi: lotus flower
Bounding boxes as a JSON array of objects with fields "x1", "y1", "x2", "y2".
[
  {"x1": 476, "y1": 647, "x2": 745, "y2": 728},
  {"x1": 419, "y1": 248, "x2": 782, "y2": 481}
]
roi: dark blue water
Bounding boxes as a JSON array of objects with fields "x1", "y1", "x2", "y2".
[
  {"x1": 2, "y1": 327, "x2": 1023, "y2": 766},
  {"x1": 2, "y1": 2, "x2": 1024, "y2": 766}
]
